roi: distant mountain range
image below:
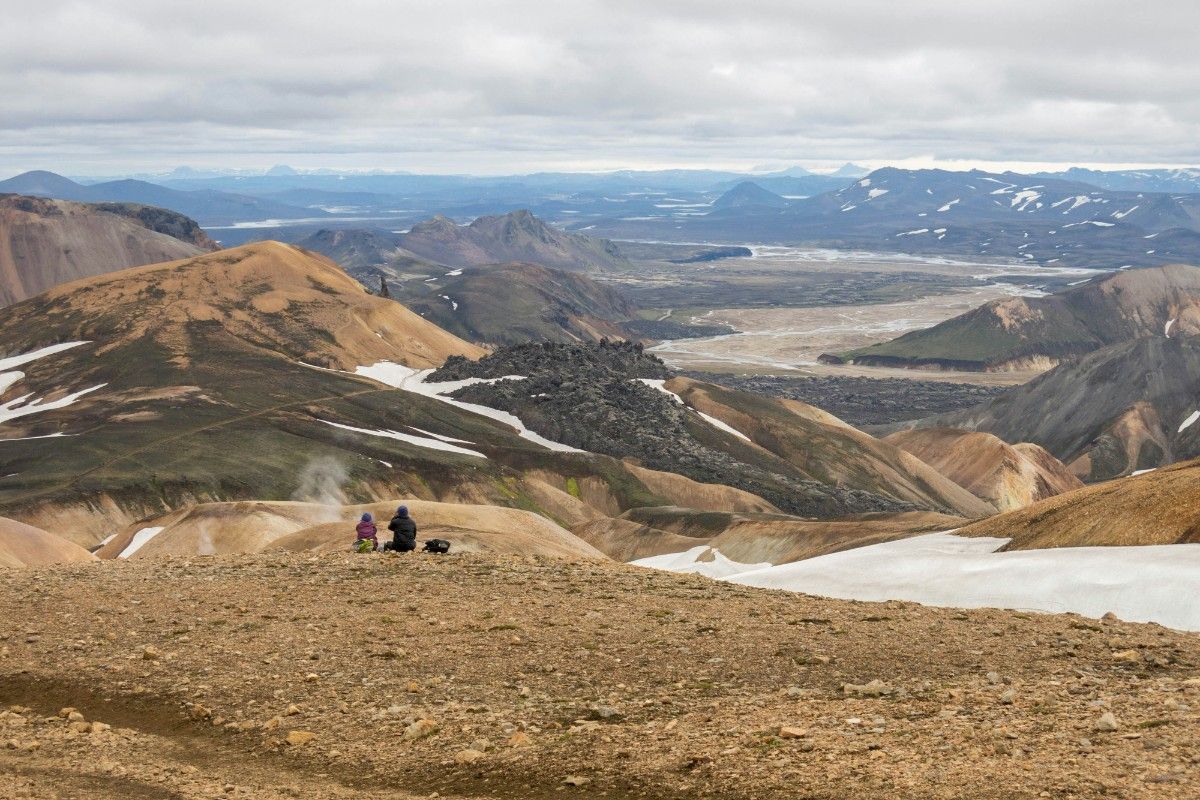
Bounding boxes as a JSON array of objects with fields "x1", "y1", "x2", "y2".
[
  {"x1": 11, "y1": 163, "x2": 1200, "y2": 268},
  {"x1": 0, "y1": 170, "x2": 322, "y2": 226},
  {"x1": 578, "y1": 167, "x2": 1200, "y2": 269}
]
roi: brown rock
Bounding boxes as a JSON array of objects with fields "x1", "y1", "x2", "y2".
[{"x1": 285, "y1": 730, "x2": 316, "y2": 746}]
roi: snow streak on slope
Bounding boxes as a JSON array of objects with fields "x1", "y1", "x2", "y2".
[
  {"x1": 320, "y1": 420, "x2": 487, "y2": 459},
  {"x1": 638, "y1": 379, "x2": 753, "y2": 443},
  {"x1": 635, "y1": 532, "x2": 1200, "y2": 632},
  {"x1": 353, "y1": 361, "x2": 585, "y2": 453},
  {"x1": 0, "y1": 341, "x2": 104, "y2": 426}
]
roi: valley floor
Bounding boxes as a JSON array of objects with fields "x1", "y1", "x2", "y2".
[{"x1": 1, "y1": 553, "x2": 1198, "y2": 799}]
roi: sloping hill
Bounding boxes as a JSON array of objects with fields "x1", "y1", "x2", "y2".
[
  {"x1": 923, "y1": 334, "x2": 1200, "y2": 480},
  {"x1": 0, "y1": 516, "x2": 96, "y2": 567},
  {"x1": 0, "y1": 195, "x2": 211, "y2": 306},
  {"x1": 661, "y1": 377, "x2": 995, "y2": 517},
  {"x1": 846, "y1": 264, "x2": 1200, "y2": 371},
  {"x1": 96, "y1": 499, "x2": 605, "y2": 560},
  {"x1": 405, "y1": 262, "x2": 635, "y2": 345},
  {"x1": 884, "y1": 428, "x2": 1082, "y2": 511},
  {"x1": 711, "y1": 181, "x2": 788, "y2": 211},
  {"x1": 400, "y1": 210, "x2": 631, "y2": 271},
  {"x1": 956, "y1": 458, "x2": 1200, "y2": 549}
]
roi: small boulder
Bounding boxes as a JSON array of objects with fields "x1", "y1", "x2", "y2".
[
  {"x1": 285, "y1": 730, "x2": 316, "y2": 746},
  {"x1": 1095, "y1": 712, "x2": 1120, "y2": 732},
  {"x1": 404, "y1": 718, "x2": 439, "y2": 740},
  {"x1": 454, "y1": 748, "x2": 485, "y2": 764}
]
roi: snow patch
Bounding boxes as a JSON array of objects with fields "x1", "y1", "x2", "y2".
[
  {"x1": 937, "y1": 198, "x2": 960, "y2": 212},
  {"x1": 119, "y1": 527, "x2": 165, "y2": 559},
  {"x1": 633, "y1": 546, "x2": 771, "y2": 580},
  {"x1": 1009, "y1": 190, "x2": 1041, "y2": 211},
  {"x1": 1178, "y1": 411, "x2": 1199, "y2": 433},
  {"x1": 1165, "y1": 318, "x2": 1176, "y2": 337},
  {"x1": 867, "y1": 188, "x2": 888, "y2": 199}
]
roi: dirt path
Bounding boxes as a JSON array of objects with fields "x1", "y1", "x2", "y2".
[{"x1": 2, "y1": 553, "x2": 1198, "y2": 799}]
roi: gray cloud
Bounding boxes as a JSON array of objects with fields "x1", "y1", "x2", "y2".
[{"x1": 1, "y1": 0, "x2": 1197, "y2": 174}]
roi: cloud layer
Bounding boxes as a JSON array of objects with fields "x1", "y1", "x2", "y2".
[{"x1": 2, "y1": 0, "x2": 1198, "y2": 173}]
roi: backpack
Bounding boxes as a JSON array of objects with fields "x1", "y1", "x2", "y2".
[{"x1": 422, "y1": 539, "x2": 450, "y2": 554}]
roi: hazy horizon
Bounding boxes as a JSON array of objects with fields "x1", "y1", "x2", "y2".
[{"x1": 2, "y1": 1, "x2": 1198, "y2": 176}]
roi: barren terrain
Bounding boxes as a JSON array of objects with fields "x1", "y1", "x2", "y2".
[{"x1": 2, "y1": 553, "x2": 1197, "y2": 799}]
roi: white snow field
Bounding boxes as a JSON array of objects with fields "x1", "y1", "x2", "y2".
[
  {"x1": 634, "y1": 532, "x2": 1200, "y2": 632},
  {"x1": 118, "y1": 527, "x2": 165, "y2": 559},
  {"x1": 0, "y1": 341, "x2": 105, "y2": 426},
  {"x1": 634, "y1": 546, "x2": 772, "y2": 580}
]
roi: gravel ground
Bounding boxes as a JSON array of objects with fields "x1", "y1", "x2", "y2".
[{"x1": 1, "y1": 552, "x2": 1198, "y2": 799}]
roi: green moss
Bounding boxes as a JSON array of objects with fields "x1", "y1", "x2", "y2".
[{"x1": 565, "y1": 477, "x2": 581, "y2": 498}]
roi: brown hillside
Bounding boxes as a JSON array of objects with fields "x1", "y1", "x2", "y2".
[
  {"x1": 663, "y1": 377, "x2": 995, "y2": 518},
  {"x1": 885, "y1": 428, "x2": 1082, "y2": 511},
  {"x1": 957, "y1": 458, "x2": 1200, "y2": 549},
  {"x1": 0, "y1": 516, "x2": 96, "y2": 568},
  {"x1": 0, "y1": 195, "x2": 207, "y2": 306},
  {"x1": 42, "y1": 241, "x2": 484, "y2": 369}
]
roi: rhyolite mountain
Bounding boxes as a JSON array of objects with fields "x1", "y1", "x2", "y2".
[
  {"x1": 398, "y1": 210, "x2": 631, "y2": 272},
  {"x1": 844, "y1": 264, "x2": 1200, "y2": 371},
  {"x1": 0, "y1": 194, "x2": 216, "y2": 306},
  {"x1": 433, "y1": 344, "x2": 993, "y2": 519},
  {"x1": 884, "y1": 428, "x2": 1082, "y2": 512},
  {"x1": 0, "y1": 170, "x2": 321, "y2": 226},
  {"x1": 909, "y1": 334, "x2": 1200, "y2": 482},
  {"x1": 957, "y1": 457, "x2": 1200, "y2": 549}
]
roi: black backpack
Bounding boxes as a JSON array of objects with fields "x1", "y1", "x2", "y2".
[{"x1": 422, "y1": 539, "x2": 450, "y2": 554}]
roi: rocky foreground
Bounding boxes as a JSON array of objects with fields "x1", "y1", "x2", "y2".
[{"x1": 1, "y1": 553, "x2": 1198, "y2": 799}]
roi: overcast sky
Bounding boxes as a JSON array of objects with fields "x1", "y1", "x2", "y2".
[{"x1": 2, "y1": 0, "x2": 1198, "y2": 176}]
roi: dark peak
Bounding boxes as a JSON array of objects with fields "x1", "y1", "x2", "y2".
[{"x1": 714, "y1": 181, "x2": 787, "y2": 208}]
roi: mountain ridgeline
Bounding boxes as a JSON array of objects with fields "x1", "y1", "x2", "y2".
[{"x1": 0, "y1": 194, "x2": 216, "y2": 306}]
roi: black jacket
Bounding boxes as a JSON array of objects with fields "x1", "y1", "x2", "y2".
[{"x1": 388, "y1": 515, "x2": 417, "y2": 550}]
